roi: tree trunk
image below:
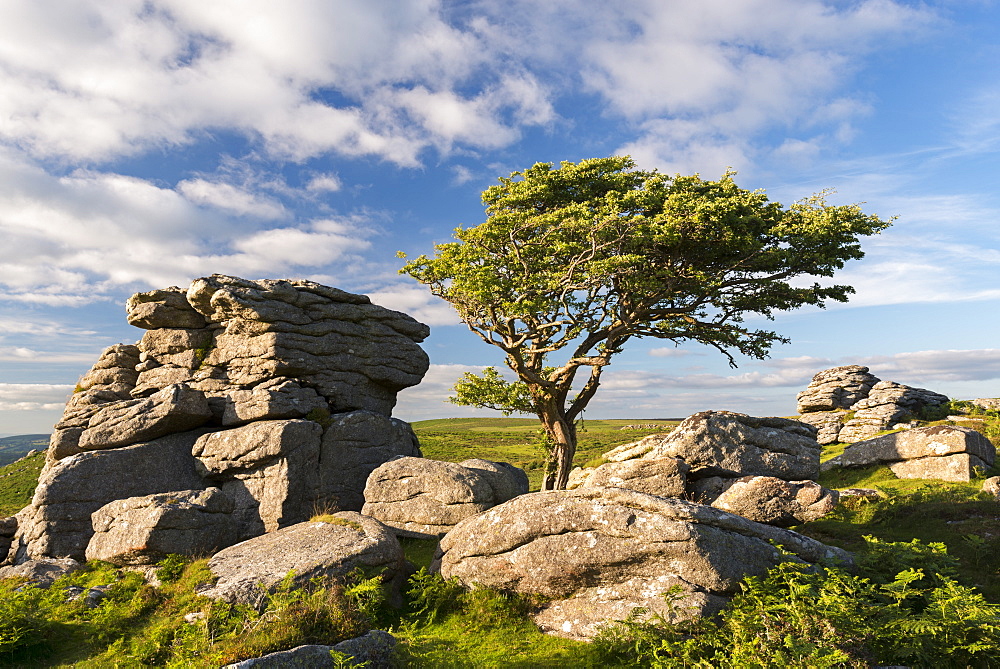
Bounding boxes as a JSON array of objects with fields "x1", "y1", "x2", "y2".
[{"x1": 538, "y1": 409, "x2": 577, "y2": 491}]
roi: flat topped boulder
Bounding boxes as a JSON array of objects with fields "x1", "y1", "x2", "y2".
[
  {"x1": 575, "y1": 457, "x2": 688, "y2": 498},
  {"x1": 438, "y1": 487, "x2": 851, "y2": 641},
  {"x1": 362, "y1": 457, "x2": 528, "y2": 538},
  {"x1": 796, "y1": 365, "x2": 880, "y2": 413},
  {"x1": 822, "y1": 425, "x2": 995, "y2": 482},
  {"x1": 200, "y1": 512, "x2": 404, "y2": 608},
  {"x1": 646, "y1": 411, "x2": 821, "y2": 481},
  {"x1": 710, "y1": 476, "x2": 839, "y2": 527},
  {"x1": 86, "y1": 488, "x2": 238, "y2": 565}
]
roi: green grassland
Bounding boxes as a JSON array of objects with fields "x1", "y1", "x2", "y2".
[
  {"x1": 0, "y1": 434, "x2": 48, "y2": 467},
  {"x1": 0, "y1": 416, "x2": 998, "y2": 665},
  {"x1": 0, "y1": 451, "x2": 44, "y2": 516},
  {"x1": 412, "y1": 417, "x2": 679, "y2": 490}
]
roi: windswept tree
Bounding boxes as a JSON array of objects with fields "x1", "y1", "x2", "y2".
[{"x1": 401, "y1": 157, "x2": 890, "y2": 489}]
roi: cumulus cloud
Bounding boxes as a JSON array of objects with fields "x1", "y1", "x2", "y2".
[
  {"x1": 305, "y1": 174, "x2": 342, "y2": 193},
  {"x1": 0, "y1": 150, "x2": 379, "y2": 303},
  {"x1": 578, "y1": 0, "x2": 932, "y2": 174},
  {"x1": 367, "y1": 284, "x2": 460, "y2": 326},
  {"x1": 0, "y1": 383, "x2": 74, "y2": 411},
  {"x1": 178, "y1": 179, "x2": 286, "y2": 219},
  {"x1": 0, "y1": 0, "x2": 557, "y2": 165}
]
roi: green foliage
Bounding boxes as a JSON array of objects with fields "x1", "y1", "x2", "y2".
[
  {"x1": 397, "y1": 569, "x2": 602, "y2": 667},
  {"x1": 0, "y1": 451, "x2": 45, "y2": 516},
  {"x1": 451, "y1": 366, "x2": 535, "y2": 415},
  {"x1": 401, "y1": 156, "x2": 890, "y2": 488},
  {"x1": 305, "y1": 406, "x2": 334, "y2": 428},
  {"x1": 594, "y1": 538, "x2": 1000, "y2": 667},
  {"x1": 0, "y1": 556, "x2": 383, "y2": 667},
  {"x1": 154, "y1": 554, "x2": 188, "y2": 584},
  {"x1": 406, "y1": 568, "x2": 467, "y2": 625}
]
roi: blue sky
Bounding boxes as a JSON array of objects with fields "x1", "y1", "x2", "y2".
[{"x1": 1, "y1": 0, "x2": 999, "y2": 435}]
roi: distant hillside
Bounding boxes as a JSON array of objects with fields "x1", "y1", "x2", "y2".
[{"x1": 0, "y1": 434, "x2": 48, "y2": 467}]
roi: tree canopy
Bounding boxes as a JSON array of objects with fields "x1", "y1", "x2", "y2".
[{"x1": 401, "y1": 156, "x2": 890, "y2": 489}]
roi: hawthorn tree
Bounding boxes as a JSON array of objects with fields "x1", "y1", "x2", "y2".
[{"x1": 400, "y1": 156, "x2": 890, "y2": 490}]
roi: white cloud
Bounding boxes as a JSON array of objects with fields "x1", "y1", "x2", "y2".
[
  {"x1": 0, "y1": 383, "x2": 74, "y2": 411},
  {"x1": 178, "y1": 179, "x2": 286, "y2": 219},
  {"x1": 648, "y1": 347, "x2": 699, "y2": 358},
  {"x1": 0, "y1": 319, "x2": 97, "y2": 337},
  {"x1": 582, "y1": 0, "x2": 932, "y2": 174},
  {"x1": 857, "y1": 349, "x2": 1000, "y2": 385},
  {"x1": 305, "y1": 174, "x2": 342, "y2": 193},
  {"x1": 0, "y1": 150, "x2": 379, "y2": 303},
  {"x1": 0, "y1": 347, "x2": 98, "y2": 363},
  {"x1": 0, "y1": 0, "x2": 556, "y2": 165},
  {"x1": 368, "y1": 285, "x2": 461, "y2": 326}
]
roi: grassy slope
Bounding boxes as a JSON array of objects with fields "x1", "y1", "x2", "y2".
[
  {"x1": 0, "y1": 417, "x2": 997, "y2": 665},
  {"x1": 412, "y1": 417, "x2": 679, "y2": 491},
  {"x1": 0, "y1": 434, "x2": 48, "y2": 467},
  {"x1": 0, "y1": 451, "x2": 44, "y2": 516}
]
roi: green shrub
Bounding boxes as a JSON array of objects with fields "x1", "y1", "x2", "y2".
[
  {"x1": 593, "y1": 538, "x2": 1000, "y2": 668},
  {"x1": 0, "y1": 556, "x2": 386, "y2": 667}
]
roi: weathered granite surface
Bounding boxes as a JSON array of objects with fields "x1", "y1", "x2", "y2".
[
  {"x1": 795, "y1": 366, "x2": 949, "y2": 444},
  {"x1": 5, "y1": 276, "x2": 429, "y2": 565},
  {"x1": 821, "y1": 425, "x2": 995, "y2": 482},
  {"x1": 362, "y1": 456, "x2": 528, "y2": 538},
  {"x1": 438, "y1": 487, "x2": 851, "y2": 641}
]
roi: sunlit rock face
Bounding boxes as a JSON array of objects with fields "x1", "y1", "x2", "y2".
[
  {"x1": 6, "y1": 275, "x2": 428, "y2": 565},
  {"x1": 796, "y1": 365, "x2": 948, "y2": 444},
  {"x1": 438, "y1": 487, "x2": 852, "y2": 641}
]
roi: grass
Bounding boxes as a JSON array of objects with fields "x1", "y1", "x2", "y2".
[
  {"x1": 1, "y1": 557, "x2": 379, "y2": 667},
  {"x1": 0, "y1": 434, "x2": 48, "y2": 467},
  {"x1": 0, "y1": 451, "x2": 44, "y2": 516},
  {"x1": 1, "y1": 415, "x2": 998, "y2": 665},
  {"x1": 412, "y1": 417, "x2": 678, "y2": 491}
]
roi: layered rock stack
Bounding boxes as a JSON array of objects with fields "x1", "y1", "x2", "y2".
[
  {"x1": 796, "y1": 365, "x2": 948, "y2": 444},
  {"x1": 4, "y1": 275, "x2": 430, "y2": 565},
  {"x1": 567, "y1": 411, "x2": 839, "y2": 527},
  {"x1": 821, "y1": 426, "x2": 995, "y2": 482}
]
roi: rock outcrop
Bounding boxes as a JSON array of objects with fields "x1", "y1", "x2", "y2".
[
  {"x1": 796, "y1": 365, "x2": 879, "y2": 413},
  {"x1": 972, "y1": 398, "x2": 1000, "y2": 412},
  {"x1": 362, "y1": 457, "x2": 528, "y2": 538},
  {"x1": 796, "y1": 366, "x2": 948, "y2": 444},
  {"x1": 224, "y1": 631, "x2": 398, "y2": 669},
  {"x1": 710, "y1": 476, "x2": 839, "y2": 527},
  {"x1": 5, "y1": 276, "x2": 428, "y2": 565},
  {"x1": 646, "y1": 412, "x2": 821, "y2": 483},
  {"x1": 820, "y1": 425, "x2": 995, "y2": 482},
  {"x1": 199, "y1": 513, "x2": 404, "y2": 608},
  {"x1": 438, "y1": 487, "x2": 851, "y2": 641},
  {"x1": 86, "y1": 488, "x2": 238, "y2": 565},
  {"x1": 837, "y1": 381, "x2": 949, "y2": 443},
  {"x1": 567, "y1": 412, "x2": 828, "y2": 523}
]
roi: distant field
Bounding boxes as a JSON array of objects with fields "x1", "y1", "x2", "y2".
[
  {"x1": 411, "y1": 417, "x2": 680, "y2": 490},
  {"x1": 0, "y1": 434, "x2": 48, "y2": 467}
]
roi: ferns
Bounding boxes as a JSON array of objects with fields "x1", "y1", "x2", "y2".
[{"x1": 594, "y1": 537, "x2": 1000, "y2": 668}]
